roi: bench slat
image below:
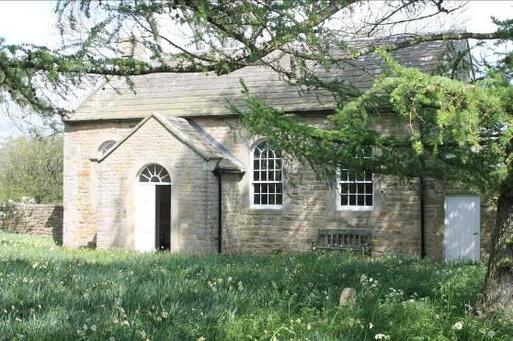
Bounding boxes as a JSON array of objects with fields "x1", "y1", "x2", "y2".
[{"x1": 315, "y1": 228, "x2": 371, "y2": 254}]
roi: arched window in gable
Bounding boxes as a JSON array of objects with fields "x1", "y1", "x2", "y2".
[
  {"x1": 251, "y1": 141, "x2": 283, "y2": 207},
  {"x1": 98, "y1": 140, "x2": 116, "y2": 157}
]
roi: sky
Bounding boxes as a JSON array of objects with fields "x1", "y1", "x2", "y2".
[
  {"x1": 0, "y1": 0, "x2": 512, "y2": 141},
  {"x1": 0, "y1": 1, "x2": 58, "y2": 140}
]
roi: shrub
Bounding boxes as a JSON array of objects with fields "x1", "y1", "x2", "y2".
[{"x1": 0, "y1": 134, "x2": 62, "y2": 203}]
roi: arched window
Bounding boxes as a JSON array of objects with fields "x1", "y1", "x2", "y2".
[
  {"x1": 338, "y1": 147, "x2": 373, "y2": 209},
  {"x1": 139, "y1": 164, "x2": 171, "y2": 183},
  {"x1": 98, "y1": 140, "x2": 116, "y2": 157},
  {"x1": 251, "y1": 141, "x2": 283, "y2": 207}
]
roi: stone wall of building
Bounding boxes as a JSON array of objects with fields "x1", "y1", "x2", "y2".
[
  {"x1": 220, "y1": 161, "x2": 495, "y2": 260},
  {"x1": 63, "y1": 113, "x2": 496, "y2": 259},
  {"x1": 220, "y1": 168, "x2": 424, "y2": 255},
  {"x1": 0, "y1": 203, "x2": 63, "y2": 244},
  {"x1": 96, "y1": 116, "x2": 218, "y2": 252},
  {"x1": 197, "y1": 116, "x2": 496, "y2": 260},
  {"x1": 63, "y1": 120, "x2": 136, "y2": 248},
  {"x1": 199, "y1": 115, "x2": 423, "y2": 256}
]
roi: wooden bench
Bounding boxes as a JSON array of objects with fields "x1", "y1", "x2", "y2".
[{"x1": 314, "y1": 228, "x2": 371, "y2": 255}]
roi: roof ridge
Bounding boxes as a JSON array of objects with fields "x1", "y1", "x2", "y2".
[{"x1": 68, "y1": 39, "x2": 463, "y2": 122}]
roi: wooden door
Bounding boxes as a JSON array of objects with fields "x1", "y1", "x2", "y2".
[
  {"x1": 444, "y1": 195, "x2": 480, "y2": 261},
  {"x1": 134, "y1": 183, "x2": 156, "y2": 252}
]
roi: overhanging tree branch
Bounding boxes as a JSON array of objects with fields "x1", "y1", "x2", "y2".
[
  {"x1": 2, "y1": 31, "x2": 506, "y2": 78},
  {"x1": 282, "y1": 31, "x2": 506, "y2": 66}
]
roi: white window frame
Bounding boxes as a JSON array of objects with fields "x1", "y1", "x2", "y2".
[
  {"x1": 337, "y1": 149, "x2": 374, "y2": 211},
  {"x1": 250, "y1": 141, "x2": 283, "y2": 210},
  {"x1": 138, "y1": 164, "x2": 171, "y2": 184}
]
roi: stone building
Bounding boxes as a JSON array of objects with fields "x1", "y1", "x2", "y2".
[{"x1": 63, "y1": 39, "x2": 494, "y2": 261}]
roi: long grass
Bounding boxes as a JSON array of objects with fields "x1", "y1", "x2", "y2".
[{"x1": 0, "y1": 230, "x2": 511, "y2": 340}]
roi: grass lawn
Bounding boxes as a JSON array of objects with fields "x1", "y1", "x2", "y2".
[{"x1": 0, "y1": 231, "x2": 511, "y2": 340}]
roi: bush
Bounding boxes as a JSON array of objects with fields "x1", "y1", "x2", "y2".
[
  {"x1": 0, "y1": 200, "x2": 15, "y2": 230},
  {"x1": 0, "y1": 134, "x2": 62, "y2": 203}
]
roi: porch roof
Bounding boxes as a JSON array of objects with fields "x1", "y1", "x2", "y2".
[{"x1": 97, "y1": 113, "x2": 244, "y2": 172}]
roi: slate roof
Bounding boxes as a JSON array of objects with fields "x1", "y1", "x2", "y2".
[
  {"x1": 67, "y1": 38, "x2": 455, "y2": 122},
  {"x1": 98, "y1": 113, "x2": 244, "y2": 171}
]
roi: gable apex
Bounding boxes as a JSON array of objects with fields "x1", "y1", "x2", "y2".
[{"x1": 96, "y1": 113, "x2": 242, "y2": 171}]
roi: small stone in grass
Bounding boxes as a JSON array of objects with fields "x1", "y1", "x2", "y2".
[{"x1": 339, "y1": 288, "x2": 357, "y2": 306}]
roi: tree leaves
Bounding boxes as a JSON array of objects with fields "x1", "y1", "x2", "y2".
[
  {"x1": 238, "y1": 51, "x2": 513, "y2": 192},
  {"x1": 0, "y1": 135, "x2": 63, "y2": 203}
]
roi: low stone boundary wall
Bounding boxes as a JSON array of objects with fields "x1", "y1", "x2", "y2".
[{"x1": 0, "y1": 203, "x2": 63, "y2": 244}]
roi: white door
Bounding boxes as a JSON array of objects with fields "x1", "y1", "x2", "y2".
[
  {"x1": 134, "y1": 184, "x2": 156, "y2": 252},
  {"x1": 444, "y1": 195, "x2": 480, "y2": 261}
]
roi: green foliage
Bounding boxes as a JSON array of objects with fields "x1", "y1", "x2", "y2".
[
  {"x1": 2, "y1": 1, "x2": 495, "y2": 117},
  {"x1": 496, "y1": 257, "x2": 513, "y2": 272},
  {"x1": 238, "y1": 52, "x2": 513, "y2": 192},
  {"x1": 0, "y1": 37, "x2": 158, "y2": 116},
  {"x1": 0, "y1": 134, "x2": 63, "y2": 203},
  {"x1": 0, "y1": 231, "x2": 511, "y2": 340},
  {"x1": 0, "y1": 201, "x2": 16, "y2": 230}
]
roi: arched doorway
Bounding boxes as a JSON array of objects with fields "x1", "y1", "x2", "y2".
[{"x1": 134, "y1": 164, "x2": 171, "y2": 251}]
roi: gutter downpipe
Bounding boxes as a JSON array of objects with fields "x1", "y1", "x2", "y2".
[
  {"x1": 420, "y1": 175, "x2": 426, "y2": 258},
  {"x1": 214, "y1": 168, "x2": 223, "y2": 254},
  {"x1": 419, "y1": 126, "x2": 427, "y2": 259}
]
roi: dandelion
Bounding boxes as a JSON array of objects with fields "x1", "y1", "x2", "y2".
[{"x1": 452, "y1": 321, "x2": 464, "y2": 330}]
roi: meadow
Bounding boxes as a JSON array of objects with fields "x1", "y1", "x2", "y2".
[{"x1": 0, "y1": 230, "x2": 511, "y2": 340}]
